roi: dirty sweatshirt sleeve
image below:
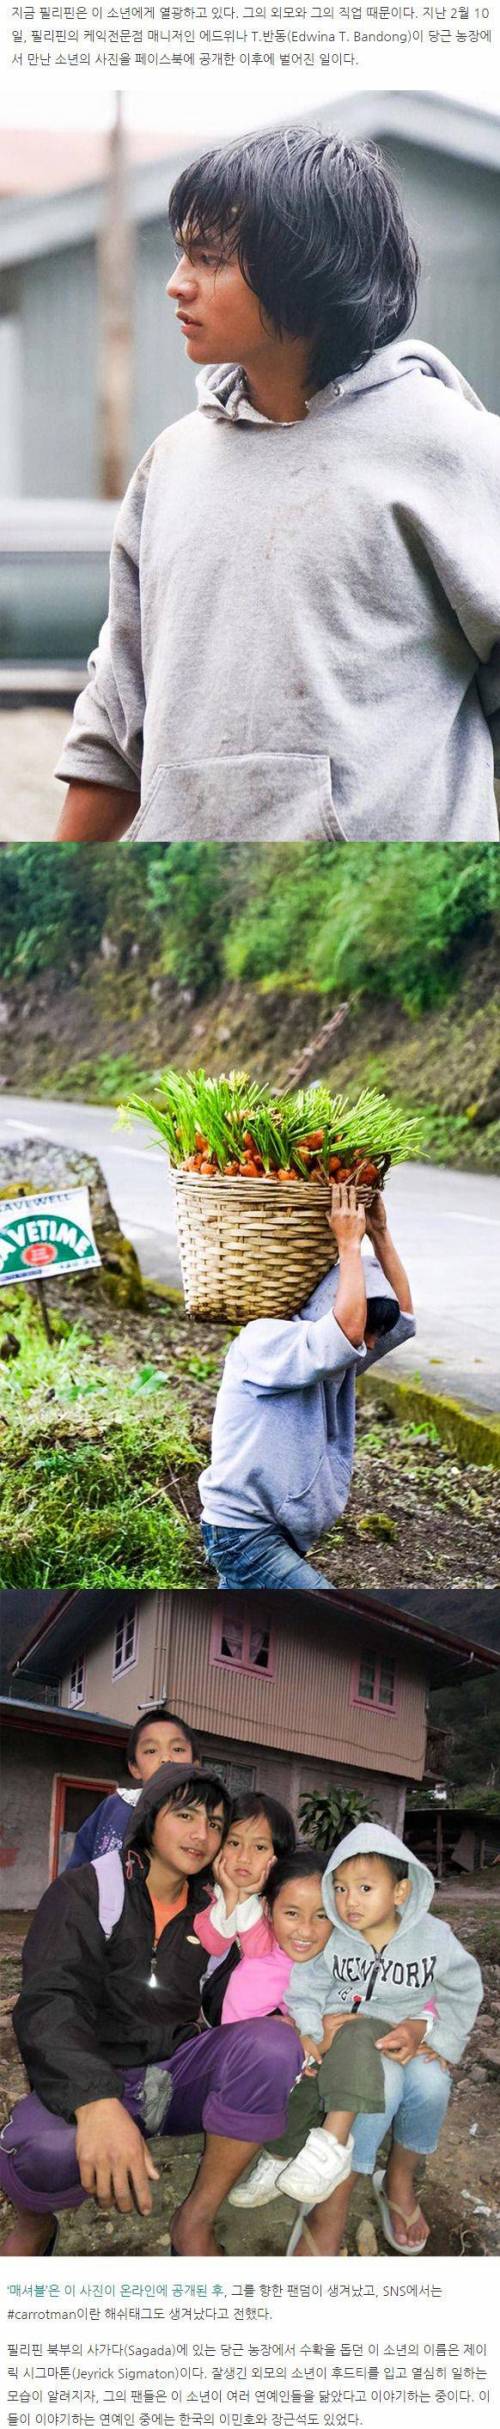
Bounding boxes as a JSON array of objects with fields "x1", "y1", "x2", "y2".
[
  {"x1": 54, "y1": 454, "x2": 151, "y2": 793},
  {"x1": 428, "y1": 1929, "x2": 483, "y2": 2064},
  {"x1": 13, "y1": 1872, "x2": 123, "y2": 2121},
  {"x1": 416, "y1": 397, "x2": 500, "y2": 771},
  {"x1": 233, "y1": 1314, "x2": 366, "y2": 1395}
]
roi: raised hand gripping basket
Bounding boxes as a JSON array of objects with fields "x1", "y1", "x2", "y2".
[{"x1": 173, "y1": 1167, "x2": 388, "y2": 1324}]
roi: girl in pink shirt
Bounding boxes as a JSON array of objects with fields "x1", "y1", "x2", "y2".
[{"x1": 194, "y1": 1790, "x2": 298, "y2": 2023}]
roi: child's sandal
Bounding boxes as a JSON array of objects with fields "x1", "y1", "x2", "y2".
[{"x1": 373, "y1": 2169, "x2": 429, "y2": 2255}]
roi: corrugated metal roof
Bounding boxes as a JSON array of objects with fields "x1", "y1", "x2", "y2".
[{"x1": 1, "y1": 1695, "x2": 128, "y2": 1739}]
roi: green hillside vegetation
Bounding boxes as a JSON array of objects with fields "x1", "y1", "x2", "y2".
[
  {"x1": 1, "y1": 842, "x2": 499, "y2": 1006},
  {"x1": 429, "y1": 1671, "x2": 500, "y2": 1792},
  {"x1": 1, "y1": 844, "x2": 499, "y2": 1169}
]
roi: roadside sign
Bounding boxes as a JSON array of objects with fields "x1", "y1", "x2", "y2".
[{"x1": 0, "y1": 1188, "x2": 101, "y2": 1286}]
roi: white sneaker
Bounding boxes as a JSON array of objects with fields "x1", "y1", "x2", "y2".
[
  {"x1": 278, "y1": 2128, "x2": 354, "y2": 2204},
  {"x1": 228, "y1": 2152, "x2": 284, "y2": 2208}
]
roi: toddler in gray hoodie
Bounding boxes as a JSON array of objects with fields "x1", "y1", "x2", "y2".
[{"x1": 231, "y1": 1824, "x2": 482, "y2": 2249}]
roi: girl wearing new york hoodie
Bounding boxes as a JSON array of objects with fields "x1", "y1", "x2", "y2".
[{"x1": 234, "y1": 1825, "x2": 482, "y2": 2255}]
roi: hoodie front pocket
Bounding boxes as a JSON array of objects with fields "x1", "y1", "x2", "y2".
[
  {"x1": 276, "y1": 1448, "x2": 343, "y2": 1544},
  {"x1": 127, "y1": 754, "x2": 344, "y2": 842}
]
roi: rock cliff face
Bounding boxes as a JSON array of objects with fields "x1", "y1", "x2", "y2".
[{"x1": 0, "y1": 1135, "x2": 145, "y2": 1310}]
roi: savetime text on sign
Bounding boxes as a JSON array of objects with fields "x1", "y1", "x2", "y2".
[{"x1": 0, "y1": 1188, "x2": 101, "y2": 1286}]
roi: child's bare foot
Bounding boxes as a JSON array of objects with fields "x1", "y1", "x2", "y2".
[
  {"x1": 293, "y1": 2173, "x2": 356, "y2": 2257},
  {"x1": 1, "y1": 2209, "x2": 57, "y2": 2257},
  {"x1": 170, "y1": 2202, "x2": 222, "y2": 2257}
]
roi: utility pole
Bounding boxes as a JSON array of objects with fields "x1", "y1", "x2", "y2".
[{"x1": 96, "y1": 92, "x2": 134, "y2": 498}]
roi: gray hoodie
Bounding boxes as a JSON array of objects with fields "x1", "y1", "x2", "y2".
[
  {"x1": 199, "y1": 1253, "x2": 415, "y2": 1548},
  {"x1": 285, "y1": 1824, "x2": 483, "y2": 2064},
  {"x1": 55, "y1": 340, "x2": 500, "y2": 842}
]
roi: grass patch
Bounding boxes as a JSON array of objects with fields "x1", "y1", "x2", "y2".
[
  {"x1": 65, "y1": 1053, "x2": 155, "y2": 1103},
  {"x1": 358, "y1": 1374, "x2": 500, "y2": 1471},
  {"x1": 470, "y1": 1915, "x2": 500, "y2": 1965},
  {"x1": 0, "y1": 1292, "x2": 204, "y2": 1589}
]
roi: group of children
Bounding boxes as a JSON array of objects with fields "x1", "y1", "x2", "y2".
[{"x1": 60, "y1": 1700, "x2": 482, "y2": 2256}]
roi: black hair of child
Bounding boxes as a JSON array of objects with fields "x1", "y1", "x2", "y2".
[
  {"x1": 169, "y1": 125, "x2": 420, "y2": 392},
  {"x1": 227, "y1": 1791, "x2": 296, "y2": 1860},
  {"x1": 337, "y1": 1851, "x2": 410, "y2": 1885},
  {"x1": 265, "y1": 1846, "x2": 329, "y2": 1909},
  {"x1": 133, "y1": 1769, "x2": 231, "y2": 1858},
  {"x1": 366, "y1": 1295, "x2": 400, "y2": 1338},
  {"x1": 127, "y1": 1705, "x2": 198, "y2": 1767}
]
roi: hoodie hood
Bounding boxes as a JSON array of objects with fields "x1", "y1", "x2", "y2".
[
  {"x1": 196, "y1": 337, "x2": 484, "y2": 426},
  {"x1": 284, "y1": 1821, "x2": 482, "y2": 2059},
  {"x1": 322, "y1": 1823, "x2": 435, "y2": 1937},
  {"x1": 301, "y1": 1250, "x2": 397, "y2": 1326},
  {"x1": 122, "y1": 1762, "x2": 227, "y2": 1853}
]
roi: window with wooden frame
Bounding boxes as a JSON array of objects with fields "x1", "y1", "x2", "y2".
[
  {"x1": 210, "y1": 1614, "x2": 275, "y2": 1677},
  {"x1": 113, "y1": 1613, "x2": 138, "y2": 1677},
  {"x1": 352, "y1": 1653, "x2": 397, "y2": 1711},
  {"x1": 69, "y1": 1655, "x2": 85, "y2": 1706}
]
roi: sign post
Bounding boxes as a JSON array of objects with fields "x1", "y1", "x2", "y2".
[
  {"x1": 34, "y1": 1277, "x2": 55, "y2": 1345},
  {"x1": 0, "y1": 1189, "x2": 101, "y2": 1331}
]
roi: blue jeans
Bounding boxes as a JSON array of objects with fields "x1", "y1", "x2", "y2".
[
  {"x1": 201, "y1": 1520, "x2": 330, "y2": 1593},
  {"x1": 351, "y1": 2053, "x2": 452, "y2": 2176}
]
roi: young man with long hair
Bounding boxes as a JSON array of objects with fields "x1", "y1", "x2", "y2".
[{"x1": 55, "y1": 127, "x2": 500, "y2": 843}]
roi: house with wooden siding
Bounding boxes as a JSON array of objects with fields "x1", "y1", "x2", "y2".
[{"x1": 2, "y1": 1588, "x2": 498, "y2": 1907}]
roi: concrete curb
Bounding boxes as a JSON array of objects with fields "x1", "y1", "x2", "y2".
[{"x1": 358, "y1": 1371, "x2": 500, "y2": 1471}]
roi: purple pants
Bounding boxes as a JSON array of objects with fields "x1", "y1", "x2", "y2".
[{"x1": 0, "y1": 2019, "x2": 301, "y2": 2215}]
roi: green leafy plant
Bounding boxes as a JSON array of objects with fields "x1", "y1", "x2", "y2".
[{"x1": 298, "y1": 1787, "x2": 379, "y2": 1850}]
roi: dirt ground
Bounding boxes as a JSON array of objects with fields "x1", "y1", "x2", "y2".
[{"x1": 1, "y1": 1888, "x2": 499, "y2": 2262}]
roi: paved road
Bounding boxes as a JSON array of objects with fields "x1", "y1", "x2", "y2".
[
  {"x1": 0, "y1": 708, "x2": 68, "y2": 838},
  {"x1": 1, "y1": 1094, "x2": 499, "y2": 1414}
]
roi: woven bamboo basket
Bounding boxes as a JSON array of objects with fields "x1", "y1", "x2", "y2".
[{"x1": 173, "y1": 1164, "x2": 389, "y2": 1323}]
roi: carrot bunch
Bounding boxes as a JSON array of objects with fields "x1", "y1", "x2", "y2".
[{"x1": 121, "y1": 1070, "x2": 424, "y2": 1182}]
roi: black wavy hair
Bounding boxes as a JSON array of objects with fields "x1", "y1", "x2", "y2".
[
  {"x1": 265, "y1": 1846, "x2": 328, "y2": 1910},
  {"x1": 168, "y1": 126, "x2": 420, "y2": 390},
  {"x1": 227, "y1": 1791, "x2": 296, "y2": 1860},
  {"x1": 127, "y1": 1705, "x2": 198, "y2": 1768},
  {"x1": 366, "y1": 1295, "x2": 400, "y2": 1338}
]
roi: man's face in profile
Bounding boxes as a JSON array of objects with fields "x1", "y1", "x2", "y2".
[{"x1": 167, "y1": 232, "x2": 274, "y2": 368}]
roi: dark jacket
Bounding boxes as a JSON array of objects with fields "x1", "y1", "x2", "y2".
[
  {"x1": 13, "y1": 1764, "x2": 225, "y2": 2123},
  {"x1": 65, "y1": 1789, "x2": 139, "y2": 1869}
]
